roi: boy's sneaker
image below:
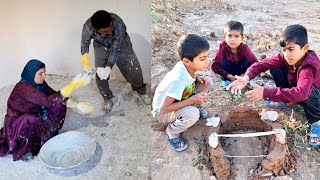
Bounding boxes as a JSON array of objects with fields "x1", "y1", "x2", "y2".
[
  {"x1": 199, "y1": 109, "x2": 208, "y2": 119},
  {"x1": 103, "y1": 99, "x2": 114, "y2": 113},
  {"x1": 246, "y1": 80, "x2": 255, "y2": 90},
  {"x1": 220, "y1": 80, "x2": 231, "y2": 87},
  {"x1": 139, "y1": 94, "x2": 152, "y2": 105}
]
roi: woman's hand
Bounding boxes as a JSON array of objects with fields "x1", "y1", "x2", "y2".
[
  {"x1": 61, "y1": 73, "x2": 91, "y2": 98},
  {"x1": 67, "y1": 98, "x2": 94, "y2": 114}
]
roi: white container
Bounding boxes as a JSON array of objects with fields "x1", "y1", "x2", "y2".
[
  {"x1": 260, "y1": 111, "x2": 278, "y2": 121},
  {"x1": 39, "y1": 131, "x2": 96, "y2": 169}
]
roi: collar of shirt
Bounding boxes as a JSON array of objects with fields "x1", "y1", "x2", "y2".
[{"x1": 223, "y1": 41, "x2": 244, "y2": 54}]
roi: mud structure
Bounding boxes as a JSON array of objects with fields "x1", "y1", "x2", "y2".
[{"x1": 207, "y1": 107, "x2": 294, "y2": 180}]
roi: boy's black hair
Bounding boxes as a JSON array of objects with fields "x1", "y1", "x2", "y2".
[
  {"x1": 224, "y1": 20, "x2": 244, "y2": 36},
  {"x1": 177, "y1": 34, "x2": 210, "y2": 61},
  {"x1": 91, "y1": 10, "x2": 112, "y2": 30},
  {"x1": 279, "y1": 24, "x2": 308, "y2": 48}
]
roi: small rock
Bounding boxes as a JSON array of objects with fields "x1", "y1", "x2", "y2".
[
  {"x1": 137, "y1": 166, "x2": 149, "y2": 174},
  {"x1": 196, "y1": 164, "x2": 204, "y2": 170},
  {"x1": 209, "y1": 175, "x2": 217, "y2": 180},
  {"x1": 260, "y1": 111, "x2": 278, "y2": 121},
  {"x1": 108, "y1": 166, "x2": 114, "y2": 171},
  {"x1": 258, "y1": 18, "x2": 264, "y2": 22},
  {"x1": 125, "y1": 172, "x2": 133, "y2": 176},
  {"x1": 249, "y1": 169, "x2": 254, "y2": 176},
  {"x1": 210, "y1": 32, "x2": 216, "y2": 37},
  {"x1": 101, "y1": 133, "x2": 106, "y2": 137},
  {"x1": 270, "y1": 31, "x2": 278, "y2": 38},
  {"x1": 260, "y1": 54, "x2": 267, "y2": 59},
  {"x1": 120, "y1": 112, "x2": 125, "y2": 116},
  {"x1": 165, "y1": 2, "x2": 173, "y2": 9},
  {"x1": 273, "y1": 175, "x2": 292, "y2": 180},
  {"x1": 156, "y1": 158, "x2": 164, "y2": 164}
]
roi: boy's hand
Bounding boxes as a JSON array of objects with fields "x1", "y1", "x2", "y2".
[
  {"x1": 190, "y1": 92, "x2": 208, "y2": 104},
  {"x1": 226, "y1": 75, "x2": 249, "y2": 95},
  {"x1": 196, "y1": 76, "x2": 207, "y2": 86},
  {"x1": 244, "y1": 83, "x2": 264, "y2": 102}
]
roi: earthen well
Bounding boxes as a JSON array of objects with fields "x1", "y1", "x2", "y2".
[{"x1": 207, "y1": 107, "x2": 293, "y2": 180}]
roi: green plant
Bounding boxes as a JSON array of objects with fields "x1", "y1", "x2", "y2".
[
  {"x1": 193, "y1": 155, "x2": 205, "y2": 166},
  {"x1": 195, "y1": 140, "x2": 204, "y2": 152},
  {"x1": 292, "y1": 130, "x2": 308, "y2": 149},
  {"x1": 243, "y1": 35, "x2": 251, "y2": 45},
  {"x1": 298, "y1": 108, "x2": 306, "y2": 117},
  {"x1": 282, "y1": 118, "x2": 311, "y2": 150},
  {"x1": 223, "y1": 90, "x2": 242, "y2": 102},
  {"x1": 151, "y1": 3, "x2": 158, "y2": 24},
  {"x1": 306, "y1": 151, "x2": 318, "y2": 157}
]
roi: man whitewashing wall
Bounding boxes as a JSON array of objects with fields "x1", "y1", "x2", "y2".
[{"x1": 0, "y1": 0, "x2": 151, "y2": 87}]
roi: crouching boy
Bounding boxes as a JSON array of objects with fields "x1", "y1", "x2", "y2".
[{"x1": 152, "y1": 34, "x2": 213, "y2": 151}]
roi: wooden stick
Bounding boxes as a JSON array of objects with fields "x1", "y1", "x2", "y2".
[
  {"x1": 223, "y1": 155, "x2": 268, "y2": 158},
  {"x1": 216, "y1": 130, "x2": 279, "y2": 138}
]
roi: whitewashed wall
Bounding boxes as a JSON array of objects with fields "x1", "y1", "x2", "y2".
[{"x1": 0, "y1": 0, "x2": 151, "y2": 87}]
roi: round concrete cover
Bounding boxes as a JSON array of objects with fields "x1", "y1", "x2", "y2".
[{"x1": 39, "y1": 131, "x2": 96, "y2": 169}]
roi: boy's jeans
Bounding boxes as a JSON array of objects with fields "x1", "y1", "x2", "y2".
[
  {"x1": 222, "y1": 58, "x2": 250, "y2": 80},
  {"x1": 271, "y1": 67, "x2": 320, "y2": 123},
  {"x1": 154, "y1": 76, "x2": 213, "y2": 136}
]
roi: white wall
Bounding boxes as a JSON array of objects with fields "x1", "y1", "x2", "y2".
[{"x1": 0, "y1": 0, "x2": 151, "y2": 87}]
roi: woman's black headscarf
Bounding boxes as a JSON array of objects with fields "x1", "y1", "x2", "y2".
[{"x1": 20, "y1": 59, "x2": 49, "y2": 95}]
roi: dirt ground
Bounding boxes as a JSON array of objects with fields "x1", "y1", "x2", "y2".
[
  {"x1": 151, "y1": 0, "x2": 320, "y2": 179},
  {"x1": 0, "y1": 75, "x2": 152, "y2": 180}
]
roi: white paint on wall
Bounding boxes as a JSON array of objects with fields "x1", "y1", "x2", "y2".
[{"x1": 0, "y1": 0, "x2": 151, "y2": 87}]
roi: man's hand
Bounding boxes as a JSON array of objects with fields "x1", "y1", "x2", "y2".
[
  {"x1": 244, "y1": 83, "x2": 264, "y2": 102},
  {"x1": 81, "y1": 53, "x2": 92, "y2": 73},
  {"x1": 189, "y1": 92, "x2": 209, "y2": 105},
  {"x1": 226, "y1": 75, "x2": 250, "y2": 95},
  {"x1": 97, "y1": 66, "x2": 112, "y2": 80}
]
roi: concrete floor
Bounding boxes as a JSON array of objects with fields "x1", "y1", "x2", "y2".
[{"x1": 0, "y1": 75, "x2": 152, "y2": 180}]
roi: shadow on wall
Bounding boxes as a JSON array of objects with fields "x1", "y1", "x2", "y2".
[{"x1": 112, "y1": 33, "x2": 151, "y2": 84}]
